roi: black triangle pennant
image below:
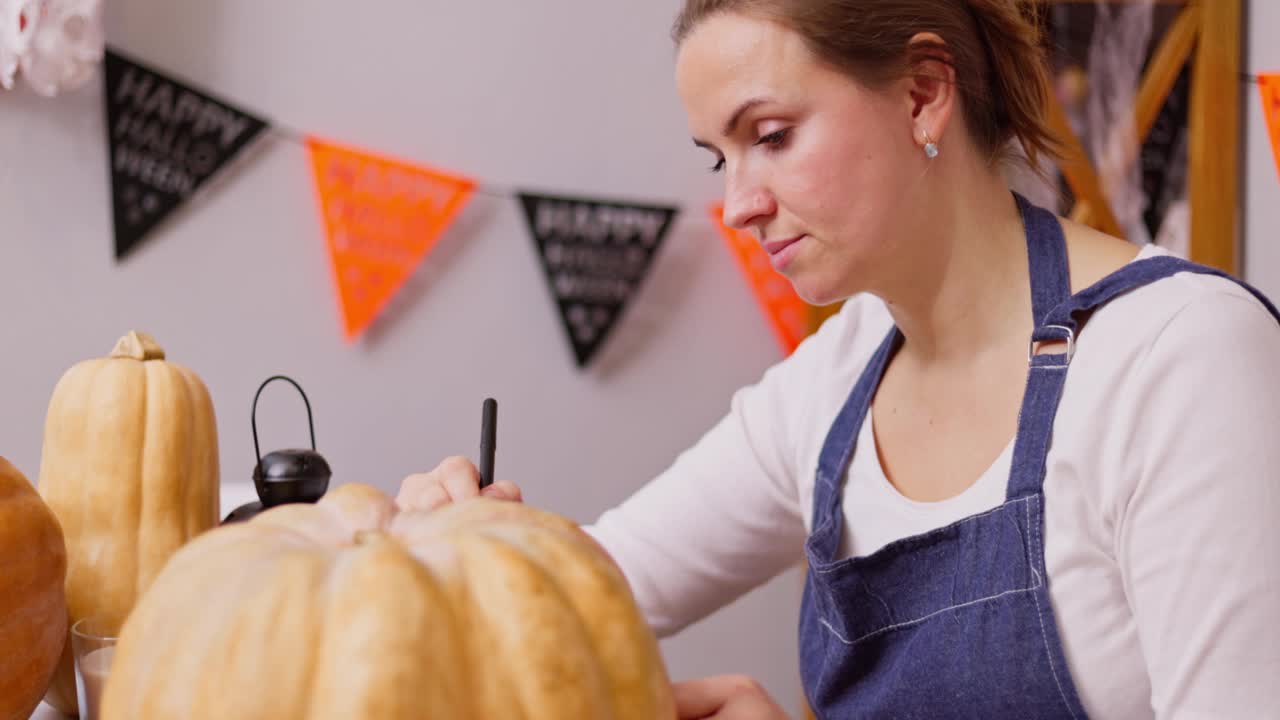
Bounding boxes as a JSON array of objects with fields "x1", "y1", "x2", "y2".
[
  {"x1": 519, "y1": 193, "x2": 678, "y2": 368},
  {"x1": 104, "y1": 47, "x2": 269, "y2": 261}
]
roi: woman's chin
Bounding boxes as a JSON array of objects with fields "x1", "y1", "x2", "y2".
[{"x1": 789, "y1": 276, "x2": 847, "y2": 307}]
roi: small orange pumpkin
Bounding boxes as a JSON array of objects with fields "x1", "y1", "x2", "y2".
[{"x1": 0, "y1": 456, "x2": 67, "y2": 720}]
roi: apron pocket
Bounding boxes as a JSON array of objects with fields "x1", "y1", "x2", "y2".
[{"x1": 808, "y1": 494, "x2": 1044, "y2": 646}]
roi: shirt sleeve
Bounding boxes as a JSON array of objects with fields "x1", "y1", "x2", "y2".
[
  {"x1": 583, "y1": 305, "x2": 856, "y2": 638},
  {"x1": 1115, "y1": 288, "x2": 1280, "y2": 718}
]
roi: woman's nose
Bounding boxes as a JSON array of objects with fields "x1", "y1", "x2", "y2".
[{"x1": 721, "y1": 174, "x2": 776, "y2": 230}]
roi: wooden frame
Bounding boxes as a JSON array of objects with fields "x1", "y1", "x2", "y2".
[
  {"x1": 799, "y1": 2, "x2": 1241, "y2": 717},
  {"x1": 1044, "y1": 0, "x2": 1242, "y2": 273}
]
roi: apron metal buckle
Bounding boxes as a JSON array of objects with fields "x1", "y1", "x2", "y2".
[{"x1": 1028, "y1": 324, "x2": 1076, "y2": 365}]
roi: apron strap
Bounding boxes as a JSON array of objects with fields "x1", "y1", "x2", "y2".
[
  {"x1": 1016, "y1": 193, "x2": 1072, "y2": 327},
  {"x1": 1005, "y1": 255, "x2": 1280, "y2": 501},
  {"x1": 808, "y1": 328, "x2": 901, "y2": 560},
  {"x1": 1039, "y1": 255, "x2": 1280, "y2": 336}
]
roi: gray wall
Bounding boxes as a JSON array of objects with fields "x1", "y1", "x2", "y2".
[{"x1": 1247, "y1": 1, "x2": 1280, "y2": 297}]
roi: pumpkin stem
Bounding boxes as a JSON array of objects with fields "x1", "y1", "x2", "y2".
[{"x1": 109, "y1": 331, "x2": 166, "y2": 361}]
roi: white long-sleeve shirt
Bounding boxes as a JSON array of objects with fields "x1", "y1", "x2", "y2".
[{"x1": 587, "y1": 245, "x2": 1280, "y2": 719}]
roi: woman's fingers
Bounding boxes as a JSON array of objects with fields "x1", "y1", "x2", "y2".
[
  {"x1": 673, "y1": 675, "x2": 788, "y2": 720},
  {"x1": 397, "y1": 456, "x2": 523, "y2": 511},
  {"x1": 481, "y1": 479, "x2": 523, "y2": 502},
  {"x1": 436, "y1": 455, "x2": 482, "y2": 502}
]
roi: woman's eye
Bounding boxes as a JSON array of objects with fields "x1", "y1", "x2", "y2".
[
  {"x1": 705, "y1": 128, "x2": 788, "y2": 174},
  {"x1": 755, "y1": 128, "x2": 790, "y2": 148}
]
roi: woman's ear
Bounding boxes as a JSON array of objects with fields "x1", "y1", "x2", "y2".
[{"x1": 903, "y1": 32, "x2": 956, "y2": 151}]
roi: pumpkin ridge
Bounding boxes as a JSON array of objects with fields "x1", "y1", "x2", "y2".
[
  {"x1": 141, "y1": 361, "x2": 195, "y2": 593},
  {"x1": 245, "y1": 540, "x2": 330, "y2": 712},
  {"x1": 174, "y1": 366, "x2": 195, "y2": 542},
  {"x1": 474, "y1": 523, "x2": 624, "y2": 720},
  {"x1": 476, "y1": 522, "x2": 674, "y2": 720},
  {"x1": 74, "y1": 358, "x2": 145, "y2": 630},
  {"x1": 436, "y1": 533, "x2": 523, "y2": 720},
  {"x1": 133, "y1": 359, "x2": 149, "y2": 604},
  {"x1": 310, "y1": 534, "x2": 474, "y2": 719},
  {"x1": 457, "y1": 532, "x2": 613, "y2": 719},
  {"x1": 173, "y1": 363, "x2": 220, "y2": 534},
  {"x1": 129, "y1": 534, "x2": 324, "y2": 718},
  {"x1": 301, "y1": 537, "x2": 363, "y2": 720},
  {"x1": 177, "y1": 540, "x2": 296, "y2": 712}
]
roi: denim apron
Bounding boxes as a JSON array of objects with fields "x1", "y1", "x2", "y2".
[{"x1": 798, "y1": 194, "x2": 1280, "y2": 718}]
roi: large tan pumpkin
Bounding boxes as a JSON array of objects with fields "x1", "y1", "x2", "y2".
[
  {"x1": 38, "y1": 331, "x2": 220, "y2": 714},
  {"x1": 102, "y1": 483, "x2": 676, "y2": 720},
  {"x1": 0, "y1": 457, "x2": 67, "y2": 720}
]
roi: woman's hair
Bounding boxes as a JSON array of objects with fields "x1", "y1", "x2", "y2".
[{"x1": 672, "y1": 0, "x2": 1060, "y2": 169}]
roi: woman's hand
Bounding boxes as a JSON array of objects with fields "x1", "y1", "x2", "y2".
[
  {"x1": 396, "y1": 455, "x2": 523, "y2": 511},
  {"x1": 674, "y1": 675, "x2": 792, "y2": 719}
]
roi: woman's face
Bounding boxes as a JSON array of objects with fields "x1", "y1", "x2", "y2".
[{"x1": 676, "y1": 13, "x2": 925, "y2": 305}]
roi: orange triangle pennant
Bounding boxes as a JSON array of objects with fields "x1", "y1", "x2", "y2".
[
  {"x1": 306, "y1": 136, "x2": 476, "y2": 341},
  {"x1": 710, "y1": 204, "x2": 812, "y2": 354},
  {"x1": 1259, "y1": 74, "x2": 1280, "y2": 185}
]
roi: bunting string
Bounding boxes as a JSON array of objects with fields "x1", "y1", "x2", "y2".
[{"x1": 87, "y1": 43, "x2": 1280, "y2": 363}]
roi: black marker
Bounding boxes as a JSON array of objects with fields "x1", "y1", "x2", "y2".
[{"x1": 479, "y1": 398, "x2": 497, "y2": 489}]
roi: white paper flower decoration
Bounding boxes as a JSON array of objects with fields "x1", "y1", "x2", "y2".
[
  {"x1": 0, "y1": 0, "x2": 39, "y2": 89},
  {"x1": 0, "y1": 0, "x2": 103, "y2": 96}
]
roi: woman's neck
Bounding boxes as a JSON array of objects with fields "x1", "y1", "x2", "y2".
[{"x1": 874, "y1": 157, "x2": 1034, "y2": 369}]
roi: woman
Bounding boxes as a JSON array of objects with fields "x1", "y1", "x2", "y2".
[{"x1": 401, "y1": 1, "x2": 1280, "y2": 717}]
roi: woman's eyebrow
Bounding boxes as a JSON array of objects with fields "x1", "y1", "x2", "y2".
[
  {"x1": 720, "y1": 97, "x2": 772, "y2": 136},
  {"x1": 691, "y1": 96, "x2": 775, "y2": 152}
]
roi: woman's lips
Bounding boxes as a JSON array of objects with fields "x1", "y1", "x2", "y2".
[
  {"x1": 763, "y1": 236, "x2": 803, "y2": 254},
  {"x1": 763, "y1": 235, "x2": 805, "y2": 270}
]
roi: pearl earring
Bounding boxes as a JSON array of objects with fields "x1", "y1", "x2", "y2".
[{"x1": 923, "y1": 130, "x2": 939, "y2": 159}]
